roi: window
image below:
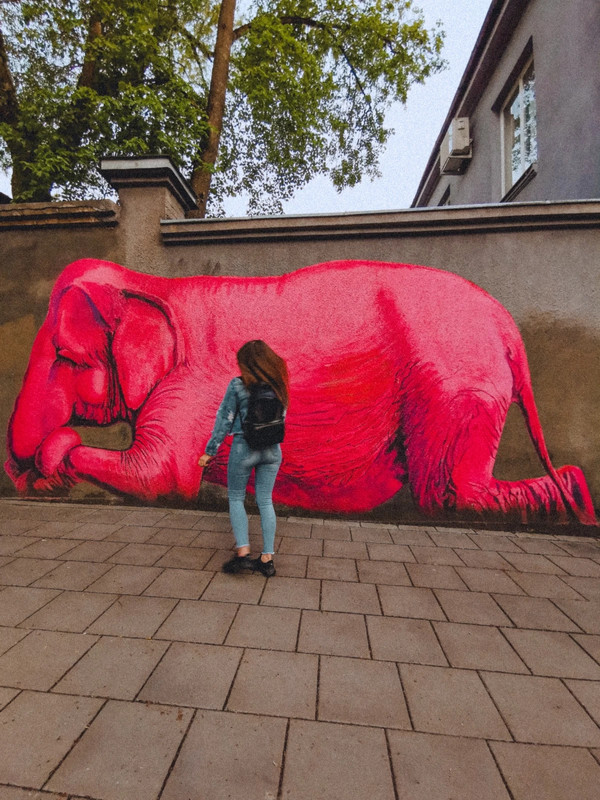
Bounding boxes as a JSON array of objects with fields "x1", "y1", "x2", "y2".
[{"x1": 501, "y1": 58, "x2": 537, "y2": 195}]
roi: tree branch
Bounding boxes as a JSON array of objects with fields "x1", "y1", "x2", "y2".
[
  {"x1": 0, "y1": 23, "x2": 18, "y2": 125},
  {"x1": 233, "y1": 15, "x2": 373, "y2": 110},
  {"x1": 334, "y1": 43, "x2": 372, "y2": 109},
  {"x1": 233, "y1": 15, "x2": 331, "y2": 42},
  {"x1": 178, "y1": 23, "x2": 214, "y2": 63},
  {"x1": 0, "y1": 23, "x2": 35, "y2": 199}
]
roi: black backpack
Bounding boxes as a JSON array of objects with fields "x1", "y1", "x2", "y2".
[{"x1": 242, "y1": 382, "x2": 285, "y2": 450}]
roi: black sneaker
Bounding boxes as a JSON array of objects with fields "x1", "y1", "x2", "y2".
[
  {"x1": 251, "y1": 557, "x2": 276, "y2": 577},
  {"x1": 222, "y1": 554, "x2": 254, "y2": 574}
]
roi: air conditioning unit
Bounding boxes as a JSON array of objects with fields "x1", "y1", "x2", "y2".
[{"x1": 440, "y1": 117, "x2": 472, "y2": 174}]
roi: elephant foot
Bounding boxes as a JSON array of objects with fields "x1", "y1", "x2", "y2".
[
  {"x1": 4, "y1": 458, "x2": 34, "y2": 494},
  {"x1": 4, "y1": 463, "x2": 73, "y2": 497},
  {"x1": 556, "y1": 465, "x2": 598, "y2": 526},
  {"x1": 35, "y1": 427, "x2": 82, "y2": 477},
  {"x1": 444, "y1": 473, "x2": 597, "y2": 527},
  {"x1": 32, "y1": 473, "x2": 75, "y2": 495}
]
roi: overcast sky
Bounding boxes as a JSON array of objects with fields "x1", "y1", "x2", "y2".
[{"x1": 0, "y1": 0, "x2": 492, "y2": 213}]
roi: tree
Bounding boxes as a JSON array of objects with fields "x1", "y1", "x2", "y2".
[{"x1": 0, "y1": 0, "x2": 444, "y2": 216}]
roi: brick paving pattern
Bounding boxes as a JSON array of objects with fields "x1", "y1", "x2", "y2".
[{"x1": 0, "y1": 499, "x2": 599, "y2": 798}]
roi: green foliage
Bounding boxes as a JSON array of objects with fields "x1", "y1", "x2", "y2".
[
  {"x1": 0, "y1": 0, "x2": 212, "y2": 200},
  {"x1": 219, "y1": 0, "x2": 444, "y2": 213},
  {"x1": 0, "y1": 0, "x2": 444, "y2": 212}
]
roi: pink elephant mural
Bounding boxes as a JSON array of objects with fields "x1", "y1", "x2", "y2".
[{"x1": 5, "y1": 258, "x2": 597, "y2": 526}]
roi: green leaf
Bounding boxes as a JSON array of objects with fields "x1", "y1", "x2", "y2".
[{"x1": 0, "y1": 0, "x2": 445, "y2": 211}]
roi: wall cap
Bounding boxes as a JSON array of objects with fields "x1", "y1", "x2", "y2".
[
  {"x1": 0, "y1": 199, "x2": 119, "y2": 230},
  {"x1": 100, "y1": 156, "x2": 197, "y2": 212},
  {"x1": 160, "y1": 199, "x2": 600, "y2": 245}
]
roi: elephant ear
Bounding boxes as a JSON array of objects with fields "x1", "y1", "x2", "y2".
[{"x1": 112, "y1": 296, "x2": 176, "y2": 411}]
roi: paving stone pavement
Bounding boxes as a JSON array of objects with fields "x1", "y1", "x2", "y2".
[{"x1": 0, "y1": 499, "x2": 600, "y2": 799}]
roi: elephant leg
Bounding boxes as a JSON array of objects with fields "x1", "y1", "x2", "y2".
[
  {"x1": 66, "y1": 443, "x2": 197, "y2": 501},
  {"x1": 452, "y1": 470, "x2": 571, "y2": 523},
  {"x1": 445, "y1": 413, "x2": 596, "y2": 524},
  {"x1": 61, "y1": 389, "x2": 210, "y2": 501},
  {"x1": 402, "y1": 390, "x2": 581, "y2": 523}
]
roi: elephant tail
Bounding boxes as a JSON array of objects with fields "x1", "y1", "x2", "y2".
[{"x1": 511, "y1": 350, "x2": 597, "y2": 526}]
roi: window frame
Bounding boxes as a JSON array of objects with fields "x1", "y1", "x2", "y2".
[{"x1": 499, "y1": 55, "x2": 537, "y2": 197}]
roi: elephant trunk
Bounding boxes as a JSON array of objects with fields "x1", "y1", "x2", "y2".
[{"x1": 7, "y1": 323, "x2": 74, "y2": 468}]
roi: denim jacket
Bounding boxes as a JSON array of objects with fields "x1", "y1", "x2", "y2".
[{"x1": 205, "y1": 377, "x2": 249, "y2": 456}]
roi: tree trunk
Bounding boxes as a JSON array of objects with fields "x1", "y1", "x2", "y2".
[
  {"x1": 0, "y1": 25, "x2": 24, "y2": 200},
  {"x1": 78, "y1": 18, "x2": 102, "y2": 90},
  {"x1": 55, "y1": 17, "x2": 102, "y2": 154},
  {"x1": 190, "y1": 0, "x2": 237, "y2": 217}
]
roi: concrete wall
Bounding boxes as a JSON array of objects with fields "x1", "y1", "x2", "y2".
[{"x1": 1, "y1": 189, "x2": 599, "y2": 523}]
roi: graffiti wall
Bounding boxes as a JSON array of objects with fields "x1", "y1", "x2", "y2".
[{"x1": 5, "y1": 258, "x2": 597, "y2": 526}]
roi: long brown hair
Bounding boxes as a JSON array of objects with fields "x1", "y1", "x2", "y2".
[{"x1": 237, "y1": 340, "x2": 289, "y2": 408}]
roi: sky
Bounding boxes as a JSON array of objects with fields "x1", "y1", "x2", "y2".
[{"x1": 0, "y1": 0, "x2": 492, "y2": 214}]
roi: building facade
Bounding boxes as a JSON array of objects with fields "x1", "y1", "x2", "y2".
[{"x1": 412, "y1": 0, "x2": 600, "y2": 207}]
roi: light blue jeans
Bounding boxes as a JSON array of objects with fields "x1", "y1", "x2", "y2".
[{"x1": 227, "y1": 436, "x2": 282, "y2": 554}]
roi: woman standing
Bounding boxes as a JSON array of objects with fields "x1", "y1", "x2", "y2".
[{"x1": 198, "y1": 340, "x2": 289, "y2": 577}]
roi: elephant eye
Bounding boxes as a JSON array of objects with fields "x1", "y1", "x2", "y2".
[{"x1": 55, "y1": 348, "x2": 80, "y2": 366}]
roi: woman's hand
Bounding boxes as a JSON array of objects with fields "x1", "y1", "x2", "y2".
[{"x1": 198, "y1": 454, "x2": 212, "y2": 468}]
